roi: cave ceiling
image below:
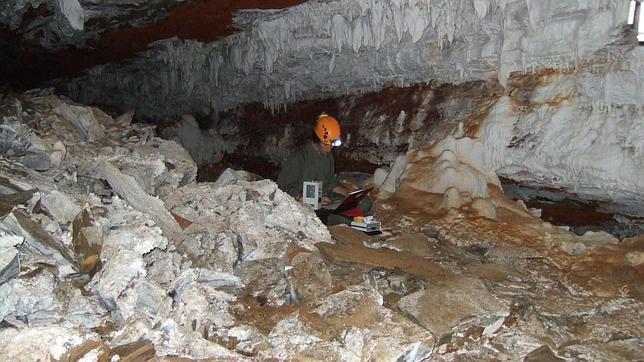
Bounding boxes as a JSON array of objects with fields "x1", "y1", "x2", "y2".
[
  {"x1": 0, "y1": 1, "x2": 639, "y2": 122},
  {"x1": 0, "y1": 0, "x2": 307, "y2": 89}
]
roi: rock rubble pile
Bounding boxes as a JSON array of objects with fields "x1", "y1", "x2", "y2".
[{"x1": 0, "y1": 89, "x2": 435, "y2": 360}]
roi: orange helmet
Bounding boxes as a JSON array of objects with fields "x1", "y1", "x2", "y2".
[{"x1": 314, "y1": 113, "x2": 342, "y2": 146}]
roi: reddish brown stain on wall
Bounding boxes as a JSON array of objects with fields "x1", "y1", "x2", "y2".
[{"x1": 1, "y1": 0, "x2": 307, "y2": 89}]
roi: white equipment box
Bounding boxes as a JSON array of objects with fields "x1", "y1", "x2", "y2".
[{"x1": 302, "y1": 181, "x2": 323, "y2": 210}]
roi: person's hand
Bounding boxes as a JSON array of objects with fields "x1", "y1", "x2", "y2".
[
  {"x1": 334, "y1": 185, "x2": 355, "y2": 196},
  {"x1": 321, "y1": 196, "x2": 331, "y2": 205},
  {"x1": 296, "y1": 194, "x2": 303, "y2": 202}
]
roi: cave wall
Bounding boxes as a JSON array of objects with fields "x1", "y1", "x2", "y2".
[
  {"x1": 478, "y1": 46, "x2": 644, "y2": 217},
  {"x1": 217, "y1": 80, "x2": 501, "y2": 169},
  {"x1": 54, "y1": 1, "x2": 642, "y2": 216},
  {"x1": 220, "y1": 54, "x2": 643, "y2": 217},
  {"x1": 61, "y1": 1, "x2": 628, "y2": 118}
]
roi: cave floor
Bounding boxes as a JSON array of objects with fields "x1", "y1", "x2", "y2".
[{"x1": 227, "y1": 187, "x2": 644, "y2": 360}]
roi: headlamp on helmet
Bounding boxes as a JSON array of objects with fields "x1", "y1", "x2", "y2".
[{"x1": 314, "y1": 112, "x2": 342, "y2": 145}]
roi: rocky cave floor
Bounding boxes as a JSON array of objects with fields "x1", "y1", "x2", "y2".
[{"x1": 0, "y1": 89, "x2": 642, "y2": 360}]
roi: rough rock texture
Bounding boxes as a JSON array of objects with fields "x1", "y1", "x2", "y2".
[
  {"x1": 1, "y1": 89, "x2": 449, "y2": 360},
  {"x1": 160, "y1": 114, "x2": 225, "y2": 166},
  {"x1": 1, "y1": 87, "x2": 643, "y2": 360},
  {"x1": 163, "y1": 180, "x2": 332, "y2": 260},
  {"x1": 477, "y1": 63, "x2": 644, "y2": 217},
  {"x1": 22, "y1": 1, "x2": 635, "y2": 224},
  {"x1": 0, "y1": 0, "x2": 183, "y2": 50},
  {"x1": 63, "y1": 1, "x2": 629, "y2": 117},
  {"x1": 398, "y1": 275, "x2": 508, "y2": 337}
]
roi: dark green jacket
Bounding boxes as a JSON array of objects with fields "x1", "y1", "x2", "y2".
[{"x1": 277, "y1": 142, "x2": 340, "y2": 198}]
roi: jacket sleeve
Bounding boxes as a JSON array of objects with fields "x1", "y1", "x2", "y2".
[{"x1": 277, "y1": 151, "x2": 303, "y2": 198}]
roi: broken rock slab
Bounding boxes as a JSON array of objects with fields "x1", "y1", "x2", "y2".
[
  {"x1": 213, "y1": 167, "x2": 260, "y2": 188},
  {"x1": 0, "y1": 234, "x2": 22, "y2": 285},
  {"x1": 286, "y1": 249, "x2": 333, "y2": 304},
  {"x1": 97, "y1": 156, "x2": 181, "y2": 239},
  {"x1": 398, "y1": 274, "x2": 508, "y2": 338},
  {"x1": 52, "y1": 102, "x2": 106, "y2": 142},
  {"x1": 90, "y1": 248, "x2": 146, "y2": 315},
  {"x1": 259, "y1": 285, "x2": 434, "y2": 360},
  {"x1": 144, "y1": 249, "x2": 181, "y2": 286},
  {"x1": 100, "y1": 196, "x2": 168, "y2": 258},
  {"x1": 234, "y1": 258, "x2": 293, "y2": 307},
  {"x1": 59, "y1": 286, "x2": 108, "y2": 329},
  {"x1": 163, "y1": 179, "x2": 331, "y2": 259},
  {"x1": 150, "y1": 319, "x2": 244, "y2": 360},
  {"x1": 168, "y1": 277, "x2": 238, "y2": 336},
  {"x1": 17, "y1": 152, "x2": 50, "y2": 171},
  {"x1": 2, "y1": 210, "x2": 77, "y2": 276},
  {"x1": 0, "y1": 326, "x2": 105, "y2": 360},
  {"x1": 0, "y1": 271, "x2": 60, "y2": 325},
  {"x1": 41, "y1": 190, "x2": 81, "y2": 225},
  {"x1": 172, "y1": 223, "x2": 240, "y2": 273},
  {"x1": 160, "y1": 114, "x2": 225, "y2": 166},
  {"x1": 109, "y1": 137, "x2": 197, "y2": 198}
]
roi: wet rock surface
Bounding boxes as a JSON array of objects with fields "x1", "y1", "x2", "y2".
[{"x1": 0, "y1": 89, "x2": 642, "y2": 360}]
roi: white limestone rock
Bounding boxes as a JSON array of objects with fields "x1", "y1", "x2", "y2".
[
  {"x1": 117, "y1": 278, "x2": 172, "y2": 323},
  {"x1": 161, "y1": 114, "x2": 225, "y2": 166},
  {"x1": 101, "y1": 199, "x2": 168, "y2": 257},
  {"x1": 372, "y1": 167, "x2": 389, "y2": 188},
  {"x1": 234, "y1": 258, "x2": 292, "y2": 307},
  {"x1": 169, "y1": 279, "x2": 237, "y2": 333},
  {"x1": 0, "y1": 158, "x2": 56, "y2": 194},
  {"x1": 49, "y1": 140, "x2": 67, "y2": 168},
  {"x1": 150, "y1": 319, "x2": 244, "y2": 360},
  {"x1": 163, "y1": 179, "x2": 331, "y2": 260},
  {"x1": 412, "y1": 136, "x2": 499, "y2": 196},
  {"x1": 258, "y1": 315, "x2": 323, "y2": 360},
  {"x1": 379, "y1": 153, "x2": 410, "y2": 194},
  {"x1": 196, "y1": 268, "x2": 244, "y2": 292},
  {"x1": 578, "y1": 230, "x2": 619, "y2": 246},
  {"x1": 471, "y1": 197, "x2": 497, "y2": 219},
  {"x1": 286, "y1": 250, "x2": 333, "y2": 303},
  {"x1": 260, "y1": 285, "x2": 434, "y2": 361},
  {"x1": 64, "y1": 1, "x2": 629, "y2": 120},
  {"x1": 625, "y1": 251, "x2": 644, "y2": 267},
  {"x1": 213, "y1": 167, "x2": 259, "y2": 189},
  {"x1": 0, "y1": 211, "x2": 77, "y2": 277},
  {"x1": 90, "y1": 248, "x2": 146, "y2": 315},
  {"x1": 97, "y1": 156, "x2": 181, "y2": 239},
  {"x1": 443, "y1": 187, "x2": 465, "y2": 210},
  {"x1": 478, "y1": 54, "x2": 644, "y2": 216},
  {"x1": 52, "y1": 102, "x2": 106, "y2": 142},
  {"x1": 144, "y1": 249, "x2": 181, "y2": 286},
  {"x1": 224, "y1": 324, "x2": 268, "y2": 356},
  {"x1": 0, "y1": 272, "x2": 60, "y2": 325},
  {"x1": 0, "y1": 234, "x2": 22, "y2": 285},
  {"x1": 41, "y1": 190, "x2": 81, "y2": 225},
  {"x1": 173, "y1": 223, "x2": 240, "y2": 273},
  {"x1": 61, "y1": 287, "x2": 108, "y2": 329},
  {"x1": 0, "y1": 326, "x2": 103, "y2": 361},
  {"x1": 111, "y1": 137, "x2": 197, "y2": 198}
]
